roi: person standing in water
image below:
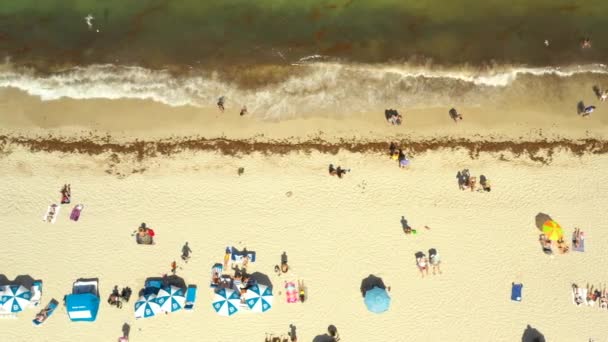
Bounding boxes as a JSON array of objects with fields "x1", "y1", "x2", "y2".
[{"x1": 217, "y1": 96, "x2": 225, "y2": 112}]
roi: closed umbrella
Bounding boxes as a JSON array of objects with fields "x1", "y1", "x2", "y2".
[
  {"x1": 542, "y1": 220, "x2": 563, "y2": 241},
  {"x1": 155, "y1": 286, "x2": 186, "y2": 313},
  {"x1": 0, "y1": 285, "x2": 31, "y2": 313},
  {"x1": 245, "y1": 284, "x2": 273, "y2": 313},
  {"x1": 364, "y1": 286, "x2": 390, "y2": 314},
  {"x1": 212, "y1": 288, "x2": 240, "y2": 316},
  {"x1": 134, "y1": 294, "x2": 161, "y2": 318}
]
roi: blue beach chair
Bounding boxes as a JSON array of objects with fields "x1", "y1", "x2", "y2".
[
  {"x1": 511, "y1": 283, "x2": 523, "y2": 302},
  {"x1": 184, "y1": 285, "x2": 197, "y2": 310}
]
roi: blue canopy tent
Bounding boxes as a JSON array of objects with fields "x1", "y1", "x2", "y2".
[{"x1": 66, "y1": 279, "x2": 100, "y2": 322}]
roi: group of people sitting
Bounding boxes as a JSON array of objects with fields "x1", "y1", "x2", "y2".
[
  {"x1": 415, "y1": 249, "x2": 442, "y2": 278},
  {"x1": 389, "y1": 143, "x2": 410, "y2": 168},
  {"x1": 572, "y1": 283, "x2": 608, "y2": 309},
  {"x1": 538, "y1": 234, "x2": 570, "y2": 255},
  {"x1": 456, "y1": 169, "x2": 491, "y2": 192},
  {"x1": 135, "y1": 223, "x2": 155, "y2": 245},
  {"x1": 328, "y1": 164, "x2": 350, "y2": 178},
  {"x1": 384, "y1": 109, "x2": 403, "y2": 125},
  {"x1": 107, "y1": 285, "x2": 133, "y2": 308}
]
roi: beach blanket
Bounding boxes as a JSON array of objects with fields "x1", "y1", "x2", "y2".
[
  {"x1": 573, "y1": 232, "x2": 585, "y2": 252},
  {"x1": 511, "y1": 283, "x2": 523, "y2": 302},
  {"x1": 285, "y1": 282, "x2": 298, "y2": 303},
  {"x1": 42, "y1": 204, "x2": 60, "y2": 224},
  {"x1": 70, "y1": 204, "x2": 84, "y2": 221},
  {"x1": 230, "y1": 247, "x2": 256, "y2": 263}
]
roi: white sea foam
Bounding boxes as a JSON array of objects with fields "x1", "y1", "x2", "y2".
[{"x1": 0, "y1": 62, "x2": 606, "y2": 119}]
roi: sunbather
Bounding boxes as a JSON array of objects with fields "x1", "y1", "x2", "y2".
[
  {"x1": 557, "y1": 239, "x2": 570, "y2": 254},
  {"x1": 298, "y1": 280, "x2": 306, "y2": 303},
  {"x1": 328, "y1": 164, "x2": 337, "y2": 176},
  {"x1": 46, "y1": 204, "x2": 58, "y2": 222},
  {"x1": 60, "y1": 184, "x2": 71, "y2": 204},
  {"x1": 572, "y1": 284, "x2": 584, "y2": 306},
  {"x1": 539, "y1": 234, "x2": 553, "y2": 255},
  {"x1": 572, "y1": 228, "x2": 583, "y2": 248},
  {"x1": 336, "y1": 166, "x2": 350, "y2": 178},
  {"x1": 34, "y1": 307, "x2": 52, "y2": 322},
  {"x1": 281, "y1": 252, "x2": 289, "y2": 273},
  {"x1": 416, "y1": 254, "x2": 429, "y2": 278},
  {"x1": 429, "y1": 249, "x2": 442, "y2": 275}
]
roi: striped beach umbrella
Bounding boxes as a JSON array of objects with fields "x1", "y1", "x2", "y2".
[
  {"x1": 245, "y1": 284, "x2": 273, "y2": 313},
  {"x1": 212, "y1": 288, "x2": 240, "y2": 316},
  {"x1": 542, "y1": 220, "x2": 563, "y2": 241},
  {"x1": 155, "y1": 286, "x2": 186, "y2": 313},
  {"x1": 134, "y1": 294, "x2": 161, "y2": 318},
  {"x1": 0, "y1": 285, "x2": 31, "y2": 313}
]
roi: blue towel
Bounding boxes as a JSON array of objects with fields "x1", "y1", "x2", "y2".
[{"x1": 511, "y1": 283, "x2": 523, "y2": 302}]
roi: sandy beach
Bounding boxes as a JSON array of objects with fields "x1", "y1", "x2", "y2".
[{"x1": 1, "y1": 132, "x2": 608, "y2": 341}]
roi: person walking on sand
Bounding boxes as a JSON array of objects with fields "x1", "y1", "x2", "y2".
[
  {"x1": 240, "y1": 105, "x2": 248, "y2": 116},
  {"x1": 181, "y1": 242, "x2": 192, "y2": 262},
  {"x1": 170, "y1": 261, "x2": 177, "y2": 275}
]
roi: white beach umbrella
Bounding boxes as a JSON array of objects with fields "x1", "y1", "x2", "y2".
[
  {"x1": 212, "y1": 288, "x2": 240, "y2": 317},
  {"x1": 244, "y1": 284, "x2": 273, "y2": 313},
  {"x1": 0, "y1": 285, "x2": 32, "y2": 313},
  {"x1": 155, "y1": 286, "x2": 186, "y2": 313},
  {"x1": 134, "y1": 294, "x2": 161, "y2": 318}
]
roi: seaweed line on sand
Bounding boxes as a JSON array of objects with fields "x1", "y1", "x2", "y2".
[{"x1": 1, "y1": 134, "x2": 607, "y2": 166}]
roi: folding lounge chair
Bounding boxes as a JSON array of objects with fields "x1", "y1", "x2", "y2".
[
  {"x1": 184, "y1": 285, "x2": 197, "y2": 310},
  {"x1": 511, "y1": 283, "x2": 523, "y2": 302}
]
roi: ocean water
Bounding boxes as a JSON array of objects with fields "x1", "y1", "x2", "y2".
[{"x1": 0, "y1": 0, "x2": 607, "y2": 118}]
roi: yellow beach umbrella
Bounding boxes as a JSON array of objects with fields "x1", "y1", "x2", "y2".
[{"x1": 542, "y1": 220, "x2": 563, "y2": 241}]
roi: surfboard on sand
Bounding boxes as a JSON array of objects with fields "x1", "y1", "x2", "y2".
[{"x1": 42, "y1": 204, "x2": 60, "y2": 224}]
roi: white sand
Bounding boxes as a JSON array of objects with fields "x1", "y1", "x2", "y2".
[{"x1": 1, "y1": 147, "x2": 608, "y2": 341}]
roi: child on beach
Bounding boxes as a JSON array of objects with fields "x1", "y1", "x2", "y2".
[{"x1": 171, "y1": 261, "x2": 177, "y2": 275}]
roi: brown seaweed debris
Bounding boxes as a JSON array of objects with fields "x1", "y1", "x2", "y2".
[{"x1": 0, "y1": 134, "x2": 607, "y2": 165}]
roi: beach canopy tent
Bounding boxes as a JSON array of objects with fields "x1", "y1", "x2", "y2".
[
  {"x1": 212, "y1": 288, "x2": 240, "y2": 316},
  {"x1": 155, "y1": 286, "x2": 186, "y2": 313},
  {"x1": 542, "y1": 220, "x2": 563, "y2": 241},
  {"x1": 0, "y1": 285, "x2": 32, "y2": 313},
  {"x1": 364, "y1": 286, "x2": 391, "y2": 314},
  {"x1": 66, "y1": 279, "x2": 100, "y2": 322},
  {"x1": 245, "y1": 284, "x2": 273, "y2": 313},
  {"x1": 134, "y1": 294, "x2": 161, "y2": 319}
]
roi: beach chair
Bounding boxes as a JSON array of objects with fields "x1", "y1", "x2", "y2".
[
  {"x1": 30, "y1": 281, "x2": 43, "y2": 307},
  {"x1": 511, "y1": 283, "x2": 523, "y2": 302},
  {"x1": 285, "y1": 282, "x2": 298, "y2": 303},
  {"x1": 32, "y1": 299, "x2": 58, "y2": 326},
  {"x1": 184, "y1": 285, "x2": 197, "y2": 310},
  {"x1": 573, "y1": 231, "x2": 585, "y2": 252}
]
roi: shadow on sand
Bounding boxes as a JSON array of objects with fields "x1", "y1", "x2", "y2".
[{"x1": 522, "y1": 324, "x2": 545, "y2": 342}]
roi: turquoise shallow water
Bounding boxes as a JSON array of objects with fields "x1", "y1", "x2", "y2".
[{"x1": 1, "y1": 0, "x2": 607, "y2": 69}]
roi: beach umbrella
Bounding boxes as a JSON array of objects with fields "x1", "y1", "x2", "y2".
[
  {"x1": 244, "y1": 284, "x2": 273, "y2": 313},
  {"x1": 155, "y1": 286, "x2": 186, "y2": 313},
  {"x1": 364, "y1": 286, "x2": 391, "y2": 314},
  {"x1": 212, "y1": 288, "x2": 240, "y2": 316},
  {"x1": 0, "y1": 285, "x2": 31, "y2": 313},
  {"x1": 542, "y1": 219, "x2": 563, "y2": 241},
  {"x1": 134, "y1": 294, "x2": 161, "y2": 318}
]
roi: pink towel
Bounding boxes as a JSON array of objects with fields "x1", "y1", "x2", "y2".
[
  {"x1": 285, "y1": 282, "x2": 298, "y2": 303},
  {"x1": 70, "y1": 205, "x2": 83, "y2": 221}
]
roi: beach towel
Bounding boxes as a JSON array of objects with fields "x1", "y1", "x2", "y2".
[
  {"x1": 511, "y1": 283, "x2": 523, "y2": 302},
  {"x1": 42, "y1": 204, "x2": 60, "y2": 224},
  {"x1": 285, "y1": 282, "x2": 298, "y2": 303},
  {"x1": 573, "y1": 232, "x2": 585, "y2": 252},
  {"x1": 32, "y1": 299, "x2": 58, "y2": 326},
  {"x1": 70, "y1": 204, "x2": 84, "y2": 221},
  {"x1": 230, "y1": 247, "x2": 256, "y2": 263}
]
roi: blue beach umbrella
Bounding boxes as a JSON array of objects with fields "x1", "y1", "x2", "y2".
[
  {"x1": 244, "y1": 284, "x2": 273, "y2": 313},
  {"x1": 212, "y1": 288, "x2": 240, "y2": 317},
  {"x1": 134, "y1": 294, "x2": 161, "y2": 318},
  {"x1": 0, "y1": 285, "x2": 31, "y2": 313},
  {"x1": 155, "y1": 286, "x2": 186, "y2": 313},
  {"x1": 364, "y1": 286, "x2": 391, "y2": 314}
]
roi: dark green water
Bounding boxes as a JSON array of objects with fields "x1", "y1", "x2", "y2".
[{"x1": 1, "y1": 0, "x2": 607, "y2": 69}]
